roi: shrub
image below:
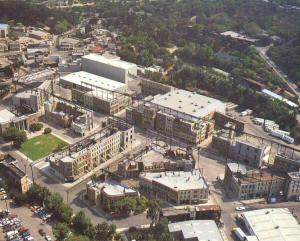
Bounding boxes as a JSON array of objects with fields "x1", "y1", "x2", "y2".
[
  {"x1": 29, "y1": 123, "x2": 43, "y2": 132},
  {"x1": 44, "y1": 127, "x2": 52, "y2": 134}
]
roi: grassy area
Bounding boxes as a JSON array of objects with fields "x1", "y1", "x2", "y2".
[{"x1": 20, "y1": 134, "x2": 68, "y2": 161}]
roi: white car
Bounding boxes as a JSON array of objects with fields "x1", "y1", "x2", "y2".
[{"x1": 235, "y1": 206, "x2": 246, "y2": 211}]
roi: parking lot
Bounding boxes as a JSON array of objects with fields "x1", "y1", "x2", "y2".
[{"x1": 0, "y1": 199, "x2": 53, "y2": 241}]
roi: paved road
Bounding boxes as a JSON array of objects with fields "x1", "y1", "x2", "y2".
[{"x1": 255, "y1": 45, "x2": 300, "y2": 97}]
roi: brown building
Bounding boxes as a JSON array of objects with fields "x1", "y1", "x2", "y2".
[
  {"x1": 285, "y1": 172, "x2": 300, "y2": 201},
  {"x1": 49, "y1": 120, "x2": 134, "y2": 182},
  {"x1": 0, "y1": 154, "x2": 30, "y2": 193},
  {"x1": 273, "y1": 153, "x2": 300, "y2": 173},
  {"x1": 224, "y1": 163, "x2": 285, "y2": 201}
]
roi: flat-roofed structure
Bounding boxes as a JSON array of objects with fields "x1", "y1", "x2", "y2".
[
  {"x1": 140, "y1": 170, "x2": 209, "y2": 205},
  {"x1": 86, "y1": 179, "x2": 139, "y2": 207},
  {"x1": 150, "y1": 89, "x2": 225, "y2": 121},
  {"x1": 224, "y1": 163, "x2": 286, "y2": 201},
  {"x1": 127, "y1": 89, "x2": 226, "y2": 144},
  {"x1": 242, "y1": 208, "x2": 300, "y2": 241},
  {"x1": 168, "y1": 220, "x2": 224, "y2": 241},
  {"x1": 81, "y1": 53, "x2": 137, "y2": 84},
  {"x1": 60, "y1": 71, "x2": 131, "y2": 114}
]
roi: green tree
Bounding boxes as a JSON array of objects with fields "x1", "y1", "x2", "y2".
[
  {"x1": 94, "y1": 222, "x2": 116, "y2": 241},
  {"x1": 27, "y1": 184, "x2": 50, "y2": 204},
  {"x1": 57, "y1": 203, "x2": 73, "y2": 224},
  {"x1": 53, "y1": 222, "x2": 71, "y2": 241},
  {"x1": 2, "y1": 126, "x2": 27, "y2": 148},
  {"x1": 72, "y1": 211, "x2": 91, "y2": 235},
  {"x1": 67, "y1": 235, "x2": 90, "y2": 241},
  {"x1": 45, "y1": 192, "x2": 63, "y2": 212},
  {"x1": 146, "y1": 200, "x2": 161, "y2": 227}
]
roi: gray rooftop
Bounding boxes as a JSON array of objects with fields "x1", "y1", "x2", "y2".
[
  {"x1": 140, "y1": 170, "x2": 207, "y2": 191},
  {"x1": 168, "y1": 220, "x2": 224, "y2": 241},
  {"x1": 242, "y1": 208, "x2": 300, "y2": 241},
  {"x1": 149, "y1": 89, "x2": 226, "y2": 121}
]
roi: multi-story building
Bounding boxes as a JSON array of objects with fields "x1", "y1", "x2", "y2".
[
  {"x1": 49, "y1": 120, "x2": 134, "y2": 182},
  {"x1": 0, "y1": 154, "x2": 30, "y2": 193},
  {"x1": 58, "y1": 37, "x2": 81, "y2": 51},
  {"x1": 272, "y1": 153, "x2": 300, "y2": 173},
  {"x1": 127, "y1": 89, "x2": 226, "y2": 145},
  {"x1": 285, "y1": 172, "x2": 300, "y2": 201},
  {"x1": 81, "y1": 53, "x2": 137, "y2": 84},
  {"x1": 224, "y1": 163, "x2": 285, "y2": 200},
  {"x1": 12, "y1": 90, "x2": 41, "y2": 112},
  {"x1": 60, "y1": 71, "x2": 132, "y2": 114},
  {"x1": 231, "y1": 139, "x2": 271, "y2": 168},
  {"x1": 139, "y1": 170, "x2": 209, "y2": 205},
  {"x1": 140, "y1": 78, "x2": 175, "y2": 96},
  {"x1": 212, "y1": 129, "x2": 271, "y2": 168},
  {"x1": 86, "y1": 179, "x2": 139, "y2": 207},
  {"x1": 28, "y1": 29, "x2": 49, "y2": 40}
]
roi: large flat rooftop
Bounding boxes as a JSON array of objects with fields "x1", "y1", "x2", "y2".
[
  {"x1": 82, "y1": 53, "x2": 136, "y2": 70},
  {"x1": 168, "y1": 220, "x2": 223, "y2": 241},
  {"x1": 242, "y1": 208, "x2": 300, "y2": 241},
  {"x1": 149, "y1": 89, "x2": 225, "y2": 121},
  {"x1": 140, "y1": 170, "x2": 207, "y2": 191},
  {"x1": 61, "y1": 71, "x2": 126, "y2": 91},
  {"x1": 88, "y1": 180, "x2": 137, "y2": 197}
]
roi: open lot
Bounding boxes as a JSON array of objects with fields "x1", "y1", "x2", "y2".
[{"x1": 20, "y1": 134, "x2": 68, "y2": 161}]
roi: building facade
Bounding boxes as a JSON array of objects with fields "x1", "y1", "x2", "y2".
[
  {"x1": 127, "y1": 89, "x2": 226, "y2": 145},
  {"x1": 0, "y1": 154, "x2": 30, "y2": 193},
  {"x1": 81, "y1": 54, "x2": 137, "y2": 84},
  {"x1": 139, "y1": 170, "x2": 209, "y2": 205},
  {"x1": 49, "y1": 120, "x2": 134, "y2": 182},
  {"x1": 86, "y1": 180, "x2": 139, "y2": 207},
  {"x1": 140, "y1": 78, "x2": 175, "y2": 96},
  {"x1": 285, "y1": 172, "x2": 300, "y2": 201},
  {"x1": 224, "y1": 163, "x2": 285, "y2": 200},
  {"x1": 60, "y1": 71, "x2": 132, "y2": 115}
]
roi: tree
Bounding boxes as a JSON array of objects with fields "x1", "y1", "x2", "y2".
[
  {"x1": 57, "y1": 203, "x2": 73, "y2": 224},
  {"x1": 44, "y1": 127, "x2": 52, "y2": 134},
  {"x1": 2, "y1": 126, "x2": 27, "y2": 148},
  {"x1": 146, "y1": 200, "x2": 160, "y2": 227},
  {"x1": 45, "y1": 192, "x2": 63, "y2": 213},
  {"x1": 72, "y1": 211, "x2": 91, "y2": 235},
  {"x1": 27, "y1": 184, "x2": 50, "y2": 204},
  {"x1": 53, "y1": 222, "x2": 71, "y2": 241},
  {"x1": 94, "y1": 222, "x2": 116, "y2": 241},
  {"x1": 13, "y1": 192, "x2": 28, "y2": 206}
]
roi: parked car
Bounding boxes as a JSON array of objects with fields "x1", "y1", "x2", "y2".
[{"x1": 235, "y1": 206, "x2": 246, "y2": 211}]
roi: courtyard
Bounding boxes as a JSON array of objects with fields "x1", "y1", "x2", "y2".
[{"x1": 20, "y1": 134, "x2": 68, "y2": 161}]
